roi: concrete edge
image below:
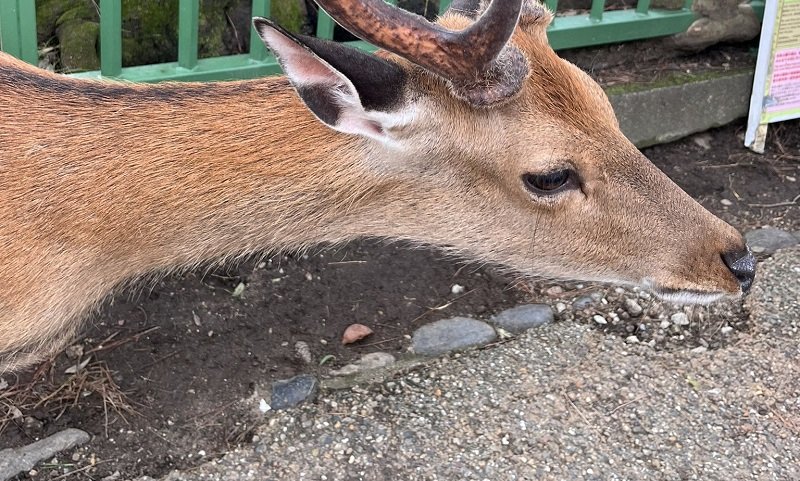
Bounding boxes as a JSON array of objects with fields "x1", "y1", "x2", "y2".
[{"x1": 605, "y1": 69, "x2": 755, "y2": 148}]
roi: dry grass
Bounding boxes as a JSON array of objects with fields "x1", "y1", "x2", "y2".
[{"x1": 0, "y1": 347, "x2": 139, "y2": 439}]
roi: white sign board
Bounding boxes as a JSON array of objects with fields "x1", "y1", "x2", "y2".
[{"x1": 745, "y1": 0, "x2": 800, "y2": 153}]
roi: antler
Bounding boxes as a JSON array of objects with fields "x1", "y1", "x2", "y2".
[{"x1": 313, "y1": 0, "x2": 524, "y2": 89}]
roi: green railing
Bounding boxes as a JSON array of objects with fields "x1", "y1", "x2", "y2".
[{"x1": 0, "y1": 0, "x2": 764, "y2": 83}]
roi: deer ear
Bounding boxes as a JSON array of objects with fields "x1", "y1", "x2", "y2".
[{"x1": 253, "y1": 18, "x2": 409, "y2": 141}]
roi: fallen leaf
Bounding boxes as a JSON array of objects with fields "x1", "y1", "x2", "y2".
[{"x1": 65, "y1": 356, "x2": 92, "y2": 374}]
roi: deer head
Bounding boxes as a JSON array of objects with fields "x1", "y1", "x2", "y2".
[{"x1": 252, "y1": 0, "x2": 755, "y2": 303}]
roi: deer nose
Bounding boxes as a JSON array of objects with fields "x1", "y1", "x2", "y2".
[{"x1": 721, "y1": 247, "x2": 756, "y2": 293}]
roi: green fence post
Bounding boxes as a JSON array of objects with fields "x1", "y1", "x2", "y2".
[
  {"x1": 99, "y1": 0, "x2": 122, "y2": 77},
  {"x1": 635, "y1": 0, "x2": 651, "y2": 14},
  {"x1": 0, "y1": 0, "x2": 38, "y2": 65},
  {"x1": 316, "y1": 9, "x2": 335, "y2": 40},
  {"x1": 17, "y1": 0, "x2": 37, "y2": 64},
  {"x1": 250, "y1": 0, "x2": 271, "y2": 61},
  {"x1": 178, "y1": 0, "x2": 200, "y2": 69},
  {"x1": 590, "y1": 0, "x2": 605, "y2": 21}
]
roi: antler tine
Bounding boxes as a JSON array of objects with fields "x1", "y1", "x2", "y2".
[{"x1": 313, "y1": 0, "x2": 523, "y2": 83}]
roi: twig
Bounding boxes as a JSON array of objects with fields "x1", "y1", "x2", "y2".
[
  {"x1": 564, "y1": 393, "x2": 597, "y2": 431},
  {"x1": 84, "y1": 326, "x2": 160, "y2": 355},
  {"x1": 606, "y1": 395, "x2": 646, "y2": 416},
  {"x1": 748, "y1": 193, "x2": 800, "y2": 208},
  {"x1": 700, "y1": 162, "x2": 742, "y2": 169},
  {"x1": 50, "y1": 460, "x2": 107, "y2": 480},
  {"x1": 409, "y1": 289, "x2": 476, "y2": 324},
  {"x1": 356, "y1": 336, "x2": 401, "y2": 348}
]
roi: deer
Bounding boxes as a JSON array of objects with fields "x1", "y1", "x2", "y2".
[{"x1": 0, "y1": 0, "x2": 755, "y2": 372}]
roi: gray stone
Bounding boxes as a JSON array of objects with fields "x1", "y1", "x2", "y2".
[
  {"x1": 330, "y1": 352, "x2": 396, "y2": 376},
  {"x1": 270, "y1": 375, "x2": 318, "y2": 410},
  {"x1": 491, "y1": 304, "x2": 554, "y2": 333},
  {"x1": 670, "y1": 0, "x2": 760, "y2": 51},
  {"x1": 745, "y1": 228, "x2": 799, "y2": 255},
  {"x1": 671, "y1": 313, "x2": 690, "y2": 326},
  {"x1": 624, "y1": 299, "x2": 643, "y2": 317},
  {"x1": 0, "y1": 428, "x2": 90, "y2": 480},
  {"x1": 608, "y1": 70, "x2": 754, "y2": 148},
  {"x1": 573, "y1": 295, "x2": 596, "y2": 310},
  {"x1": 412, "y1": 317, "x2": 496, "y2": 356}
]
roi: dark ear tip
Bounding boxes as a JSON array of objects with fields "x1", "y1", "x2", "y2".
[{"x1": 252, "y1": 17, "x2": 276, "y2": 34}]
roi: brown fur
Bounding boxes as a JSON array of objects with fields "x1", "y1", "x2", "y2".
[{"x1": 0, "y1": 8, "x2": 745, "y2": 371}]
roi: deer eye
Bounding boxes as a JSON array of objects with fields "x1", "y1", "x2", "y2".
[{"x1": 523, "y1": 170, "x2": 573, "y2": 195}]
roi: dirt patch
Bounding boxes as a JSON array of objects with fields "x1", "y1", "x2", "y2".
[{"x1": 2, "y1": 60, "x2": 799, "y2": 481}]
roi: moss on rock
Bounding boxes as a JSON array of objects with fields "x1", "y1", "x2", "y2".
[{"x1": 36, "y1": 0, "x2": 311, "y2": 71}]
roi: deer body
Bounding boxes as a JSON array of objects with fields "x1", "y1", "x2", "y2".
[{"x1": 0, "y1": 0, "x2": 754, "y2": 370}]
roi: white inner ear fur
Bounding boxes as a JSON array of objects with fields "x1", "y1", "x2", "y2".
[{"x1": 257, "y1": 25, "x2": 415, "y2": 144}]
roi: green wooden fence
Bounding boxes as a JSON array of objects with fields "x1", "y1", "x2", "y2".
[{"x1": 0, "y1": 0, "x2": 765, "y2": 83}]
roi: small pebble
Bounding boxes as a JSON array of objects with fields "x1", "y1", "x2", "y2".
[
  {"x1": 593, "y1": 315, "x2": 607, "y2": 325},
  {"x1": 720, "y1": 199, "x2": 732, "y2": 206},
  {"x1": 625, "y1": 335, "x2": 639, "y2": 344},
  {"x1": 573, "y1": 295, "x2": 596, "y2": 310},
  {"x1": 721, "y1": 325, "x2": 734, "y2": 335},
  {"x1": 451, "y1": 284, "x2": 465, "y2": 295},
  {"x1": 624, "y1": 299, "x2": 643, "y2": 317},
  {"x1": 491, "y1": 304, "x2": 554, "y2": 333},
  {"x1": 270, "y1": 375, "x2": 318, "y2": 410},
  {"x1": 671, "y1": 313, "x2": 690, "y2": 326},
  {"x1": 295, "y1": 341, "x2": 313, "y2": 364}
]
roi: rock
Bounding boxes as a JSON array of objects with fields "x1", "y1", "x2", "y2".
[
  {"x1": 342, "y1": 324, "x2": 373, "y2": 345},
  {"x1": 691, "y1": 346, "x2": 708, "y2": 354},
  {"x1": 593, "y1": 315, "x2": 608, "y2": 325},
  {"x1": 294, "y1": 341, "x2": 312, "y2": 364},
  {"x1": 670, "y1": 0, "x2": 760, "y2": 51},
  {"x1": 412, "y1": 317, "x2": 496, "y2": 356},
  {"x1": 573, "y1": 295, "x2": 596, "y2": 310},
  {"x1": 624, "y1": 299, "x2": 643, "y2": 317},
  {"x1": 270, "y1": 375, "x2": 318, "y2": 410},
  {"x1": 0, "y1": 428, "x2": 90, "y2": 479},
  {"x1": 671, "y1": 313, "x2": 690, "y2": 326},
  {"x1": 625, "y1": 335, "x2": 640, "y2": 344},
  {"x1": 330, "y1": 352, "x2": 396, "y2": 376},
  {"x1": 659, "y1": 319, "x2": 671, "y2": 329},
  {"x1": 721, "y1": 325, "x2": 734, "y2": 335},
  {"x1": 491, "y1": 304, "x2": 554, "y2": 333},
  {"x1": 745, "y1": 227, "x2": 798, "y2": 255},
  {"x1": 545, "y1": 286, "x2": 564, "y2": 296},
  {"x1": 450, "y1": 284, "x2": 465, "y2": 295}
]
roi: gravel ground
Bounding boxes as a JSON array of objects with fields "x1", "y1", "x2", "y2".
[{"x1": 137, "y1": 247, "x2": 800, "y2": 481}]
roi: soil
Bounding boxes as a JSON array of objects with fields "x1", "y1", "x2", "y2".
[{"x1": 3, "y1": 58, "x2": 799, "y2": 481}]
